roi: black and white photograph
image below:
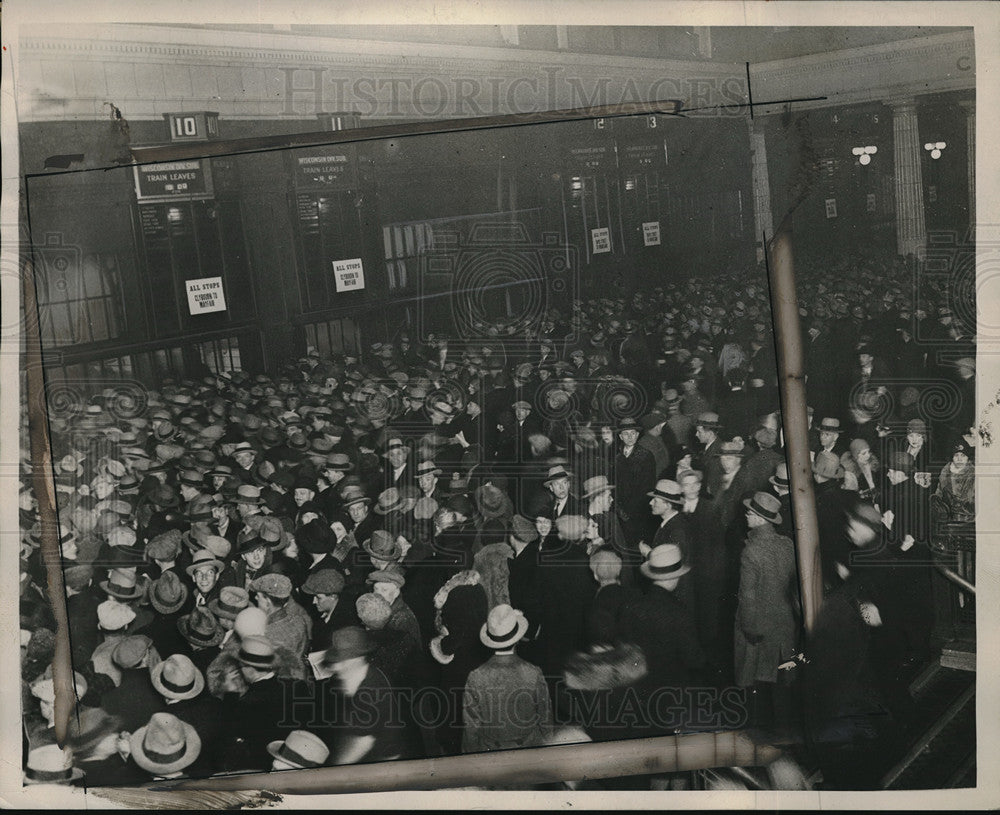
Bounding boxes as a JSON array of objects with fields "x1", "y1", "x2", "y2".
[{"x1": 2, "y1": 1, "x2": 998, "y2": 808}]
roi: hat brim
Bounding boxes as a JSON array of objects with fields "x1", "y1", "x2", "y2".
[
  {"x1": 130, "y1": 720, "x2": 202, "y2": 775},
  {"x1": 640, "y1": 561, "x2": 691, "y2": 580},
  {"x1": 265, "y1": 740, "x2": 320, "y2": 768},
  {"x1": 100, "y1": 581, "x2": 144, "y2": 600},
  {"x1": 150, "y1": 590, "x2": 189, "y2": 615},
  {"x1": 150, "y1": 662, "x2": 205, "y2": 701},
  {"x1": 185, "y1": 559, "x2": 224, "y2": 578},
  {"x1": 582, "y1": 485, "x2": 613, "y2": 500},
  {"x1": 742, "y1": 497, "x2": 782, "y2": 525},
  {"x1": 177, "y1": 618, "x2": 224, "y2": 648},
  {"x1": 480, "y1": 613, "x2": 529, "y2": 649},
  {"x1": 23, "y1": 767, "x2": 86, "y2": 785},
  {"x1": 207, "y1": 599, "x2": 247, "y2": 621},
  {"x1": 362, "y1": 541, "x2": 404, "y2": 560},
  {"x1": 646, "y1": 490, "x2": 683, "y2": 505},
  {"x1": 373, "y1": 501, "x2": 406, "y2": 516}
]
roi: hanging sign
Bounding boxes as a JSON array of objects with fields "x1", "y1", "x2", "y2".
[
  {"x1": 825, "y1": 198, "x2": 838, "y2": 219},
  {"x1": 333, "y1": 258, "x2": 366, "y2": 292},
  {"x1": 642, "y1": 221, "x2": 661, "y2": 246},
  {"x1": 591, "y1": 227, "x2": 611, "y2": 254},
  {"x1": 134, "y1": 160, "x2": 213, "y2": 201},
  {"x1": 185, "y1": 277, "x2": 227, "y2": 314}
]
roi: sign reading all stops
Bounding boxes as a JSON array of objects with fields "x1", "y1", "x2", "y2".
[
  {"x1": 185, "y1": 276, "x2": 227, "y2": 315},
  {"x1": 332, "y1": 258, "x2": 365, "y2": 293}
]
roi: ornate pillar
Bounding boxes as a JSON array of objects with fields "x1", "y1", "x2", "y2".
[
  {"x1": 889, "y1": 97, "x2": 927, "y2": 258},
  {"x1": 748, "y1": 118, "x2": 774, "y2": 263},
  {"x1": 959, "y1": 99, "x2": 975, "y2": 230}
]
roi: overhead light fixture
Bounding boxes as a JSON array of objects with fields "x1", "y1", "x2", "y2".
[
  {"x1": 852, "y1": 145, "x2": 877, "y2": 166},
  {"x1": 924, "y1": 141, "x2": 947, "y2": 160}
]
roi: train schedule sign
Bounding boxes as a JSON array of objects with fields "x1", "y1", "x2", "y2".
[
  {"x1": 134, "y1": 159, "x2": 213, "y2": 201},
  {"x1": 290, "y1": 146, "x2": 360, "y2": 191},
  {"x1": 185, "y1": 277, "x2": 227, "y2": 314},
  {"x1": 333, "y1": 258, "x2": 365, "y2": 292}
]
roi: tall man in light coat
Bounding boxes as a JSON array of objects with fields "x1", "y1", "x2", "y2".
[{"x1": 734, "y1": 492, "x2": 800, "y2": 733}]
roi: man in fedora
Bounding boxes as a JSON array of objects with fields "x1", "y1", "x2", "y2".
[
  {"x1": 415, "y1": 460, "x2": 443, "y2": 502},
  {"x1": 814, "y1": 417, "x2": 847, "y2": 458},
  {"x1": 382, "y1": 437, "x2": 414, "y2": 490},
  {"x1": 250, "y1": 572, "x2": 311, "y2": 659},
  {"x1": 692, "y1": 412, "x2": 724, "y2": 492},
  {"x1": 186, "y1": 549, "x2": 225, "y2": 608},
  {"x1": 129, "y1": 712, "x2": 202, "y2": 780},
  {"x1": 101, "y1": 635, "x2": 163, "y2": 731},
  {"x1": 676, "y1": 467, "x2": 728, "y2": 679},
  {"x1": 207, "y1": 586, "x2": 251, "y2": 647},
  {"x1": 150, "y1": 653, "x2": 220, "y2": 777},
  {"x1": 584, "y1": 548, "x2": 639, "y2": 647},
  {"x1": 813, "y1": 450, "x2": 851, "y2": 591},
  {"x1": 647, "y1": 479, "x2": 691, "y2": 555},
  {"x1": 320, "y1": 626, "x2": 407, "y2": 764},
  {"x1": 616, "y1": 544, "x2": 705, "y2": 726},
  {"x1": 224, "y1": 532, "x2": 275, "y2": 592},
  {"x1": 268, "y1": 730, "x2": 330, "y2": 771},
  {"x1": 317, "y1": 453, "x2": 353, "y2": 518},
  {"x1": 144, "y1": 570, "x2": 193, "y2": 657},
  {"x1": 367, "y1": 568, "x2": 421, "y2": 652},
  {"x1": 637, "y1": 410, "x2": 674, "y2": 480},
  {"x1": 767, "y1": 462, "x2": 795, "y2": 539},
  {"x1": 582, "y1": 475, "x2": 625, "y2": 559},
  {"x1": 216, "y1": 636, "x2": 290, "y2": 772},
  {"x1": 177, "y1": 606, "x2": 226, "y2": 673},
  {"x1": 735, "y1": 492, "x2": 799, "y2": 734},
  {"x1": 23, "y1": 744, "x2": 86, "y2": 787},
  {"x1": 613, "y1": 417, "x2": 657, "y2": 548},
  {"x1": 661, "y1": 387, "x2": 693, "y2": 457},
  {"x1": 342, "y1": 485, "x2": 378, "y2": 564},
  {"x1": 462, "y1": 604, "x2": 552, "y2": 754},
  {"x1": 541, "y1": 463, "x2": 579, "y2": 522}
]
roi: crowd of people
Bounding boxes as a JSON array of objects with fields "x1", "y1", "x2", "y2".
[{"x1": 19, "y1": 248, "x2": 976, "y2": 788}]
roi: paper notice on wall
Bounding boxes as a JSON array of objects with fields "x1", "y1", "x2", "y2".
[
  {"x1": 591, "y1": 227, "x2": 611, "y2": 254},
  {"x1": 825, "y1": 198, "x2": 838, "y2": 219},
  {"x1": 333, "y1": 257, "x2": 366, "y2": 292},
  {"x1": 642, "y1": 221, "x2": 661, "y2": 246},
  {"x1": 185, "y1": 276, "x2": 227, "y2": 314}
]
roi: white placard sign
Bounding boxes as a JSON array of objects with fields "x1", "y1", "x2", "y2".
[
  {"x1": 185, "y1": 276, "x2": 227, "y2": 314},
  {"x1": 642, "y1": 221, "x2": 661, "y2": 246},
  {"x1": 591, "y1": 227, "x2": 611, "y2": 254},
  {"x1": 333, "y1": 257, "x2": 366, "y2": 292}
]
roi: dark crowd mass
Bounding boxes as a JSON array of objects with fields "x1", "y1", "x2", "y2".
[{"x1": 19, "y1": 249, "x2": 976, "y2": 789}]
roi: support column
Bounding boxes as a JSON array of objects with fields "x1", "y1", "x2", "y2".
[
  {"x1": 959, "y1": 99, "x2": 975, "y2": 230},
  {"x1": 748, "y1": 117, "x2": 774, "y2": 263},
  {"x1": 889, "y1": 97, "x2": 927, "y2": 258}
]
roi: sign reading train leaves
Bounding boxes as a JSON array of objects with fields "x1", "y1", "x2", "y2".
[
  {"x1": 291, "y1": 146, "x2": 360, "y2": 191},
  {"x1": 134, "y1": 160, "x2": 213, "y2": 201}
]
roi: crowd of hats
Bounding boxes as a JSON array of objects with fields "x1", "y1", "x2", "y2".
[{"x1": 16, "y1": 246, "x2": 976, "y2": 784}]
